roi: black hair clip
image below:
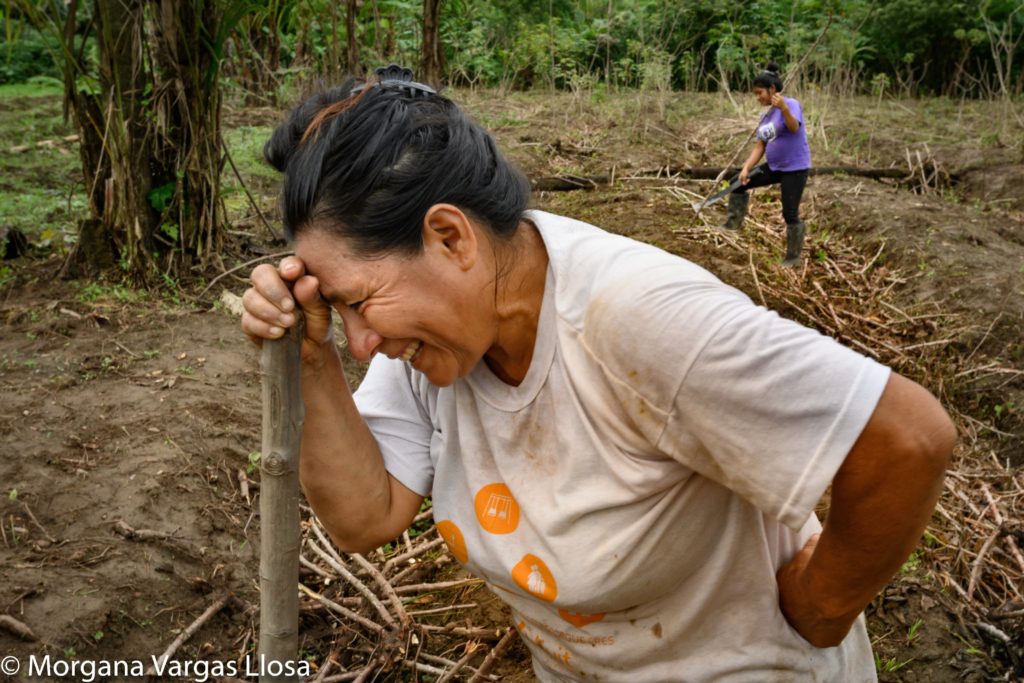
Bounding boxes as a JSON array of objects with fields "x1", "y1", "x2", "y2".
[{"x1": 351, "y1": 64, "x2": 436, "y2": 98}]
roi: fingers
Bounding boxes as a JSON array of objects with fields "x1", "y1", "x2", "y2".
[
  {"x1": 250, "y1": 263, "x2": 296, "y2": 312},
  {"x1": 279, "y1": 255, "x2": 306, "y2": 283},
  {"x1": 242, "y1": 258, "x2": 306, "y2": 342},
  {"x1": 292, "y1": 275, "x2": 334, "y2": 346},
  {"x1": 242, "y1": 287, "x2": 297, "y2": 339}
]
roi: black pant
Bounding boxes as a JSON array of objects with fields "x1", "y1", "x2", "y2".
[{"x1": 734, "y1": 163, "x2": 808, "y2": 224}]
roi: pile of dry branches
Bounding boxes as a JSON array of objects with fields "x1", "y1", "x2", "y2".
[
  {"x1": 665, "y1": 189, "x2": 1023, "y2": 672},
  {"x1": 295, "y1": 506, "x2": 518, "y2": 682}
]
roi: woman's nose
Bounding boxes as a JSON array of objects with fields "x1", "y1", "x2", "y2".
[{"x1": 340, "y1": 310, "x2": 383, "y2": 361}]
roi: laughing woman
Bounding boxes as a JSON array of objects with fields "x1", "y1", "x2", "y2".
[
  {"x1": 722, "y1": 61, "x2": 812, "y2": 267},
  {"x1": 242, "y1": 66, "x2": 954, "y2": 682}
]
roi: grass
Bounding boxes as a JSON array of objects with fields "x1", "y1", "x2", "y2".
[
  {"x1": 221, "y1": 124, "x2": 278, "y2": 222},
  {"x1": 0, "y1": 81, "x2": 83, "y2": 247}
]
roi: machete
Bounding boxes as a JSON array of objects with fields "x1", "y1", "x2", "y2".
[{"x1": 691, "y1": 165, "x2": 764, "y2": 213}]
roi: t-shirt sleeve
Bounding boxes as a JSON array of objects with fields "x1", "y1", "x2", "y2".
[
  {"x1": 787, "y1": 98, "x2": 803, "y2": 126},
  {"x1": 657, "y1": 293, "x2": 890, "y2": 529},
  {"x1": 352, "y1": 355, "x2": 435, "y2": 497},
  {"x1": 584, "y1": 268, "x2": 889, "y2": 530}
]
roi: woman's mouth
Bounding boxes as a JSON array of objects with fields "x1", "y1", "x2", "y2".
[{"x1": 399, "y1": 339, "x2": 422, "y2": 363}]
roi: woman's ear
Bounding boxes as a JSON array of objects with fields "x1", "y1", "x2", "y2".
[{"x1": 422, "y1": 204, "x2": 478, "y2": 271}]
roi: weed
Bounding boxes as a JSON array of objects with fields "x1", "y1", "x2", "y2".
[
  {"x1": 874, "y1": 653, "x2": 914, "y2": 672},
  {"x1": 993, "y1": 401, "x2": 1016, "y2": 419},
  {"x1": 247, "y1": 451, "x2": 261, "y2": 475},
  {"x1": 7, "y1": 488, "x2": 16, "y2": 501},
  {"x1": 901, "y1": 551, "x2": 920, "y2": 573},
  {"x1": 79, "y1": 282, "x2": 141, "y2": 303},
  {"x1": 907, "y1": 618, "x2": 923, "y2": 643},
  {"x1": 144, "y1": 350, "x2": 160, "y2": 359}
]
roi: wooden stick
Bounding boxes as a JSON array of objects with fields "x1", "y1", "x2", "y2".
[
  {"x1": 259, "y1": 321, "x2": 305, "y2": 681},
  {"x1": 306, "y1": 531, "x2": 395, "y2": 626},
  {"x1": 298, "y1": 583, "x2": 384, "y2": 634},
  {"x1": 435, "y1": 647, "x2": 479, "y2": 683},
  {"x1": 22, "y1": 502, "x2": 57, "y2": 543},
  {"x1": 467, "y1": 628, "x2": 517, "y2": 683},
  {"x1": 394, "y1": 578, "x2": 483, "y2": 594},
  {"x1": 383, "y1": 536, "x2": 446, "y2": 573},
  {"x1": 0, "y1": 614, "x2": 37, "y2": 641},
  {"x1": 348, "y1": 551, "x2": 412, "y2": 627},
  {"x1": 967, "y1": 524, "x2": 1002, "y2": 602},
  {"x1": 146, "y1": 593, "x2": 232, "y2": 674}
]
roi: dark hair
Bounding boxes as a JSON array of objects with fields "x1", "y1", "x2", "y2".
[
  {"x1": 264, "y1": 74, "x2": 531, "y2": 255},
  {"x1": 752, "y1": 61, "x2": 783, "y2": 93}
]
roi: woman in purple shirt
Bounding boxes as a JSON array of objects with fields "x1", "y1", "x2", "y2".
[{"x1": 721, "y1": 62, "x2": 811, "y2": 267}]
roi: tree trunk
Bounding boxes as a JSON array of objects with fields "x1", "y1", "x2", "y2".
[
  {"x1": 346, "y1": 0, "x2": 360, "y2": 76},
  {"x1": 151, "y1": 0, "x2": 224, "y2": 266},
  {"x1": 58, "y1": 0, "x2": 224, "y2": 281},
  {"x1": 419, "y1": 0, "x2": 443, "y2": 88},
  {"x1": 60, "y1": 1, "x2": 116, "y2": 277},
  {"x1": 94, "y1": 0, "x2": 155, "y2": 280}
]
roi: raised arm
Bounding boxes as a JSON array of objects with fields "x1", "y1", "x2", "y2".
[
  {"x1": 776, "y1": 372, "x2": 956, "y2": 647},
  {"x1": 243, "y1": 257, "x2": 424, "y2": 553}
]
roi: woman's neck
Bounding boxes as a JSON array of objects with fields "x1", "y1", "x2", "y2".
[{"x1": 485, "y1": 220, "x2": 549, "y2": 386}]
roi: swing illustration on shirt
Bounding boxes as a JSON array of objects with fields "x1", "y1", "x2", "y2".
[{"x1": 474, "y1": 482, "x2": 520, "y2": 534}]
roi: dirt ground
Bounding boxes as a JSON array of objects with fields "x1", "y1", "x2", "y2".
[{"x1": 1, "y1": 89, "x2": 1022, "y2": 681}]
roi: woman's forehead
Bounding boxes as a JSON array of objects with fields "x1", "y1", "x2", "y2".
[{"x1": 296, "y1": 231, "x2": 411, "y2": 301}]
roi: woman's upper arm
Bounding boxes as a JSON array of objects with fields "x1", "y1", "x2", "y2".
[{"x1": 831, "y1": 373, "x2": 955, "y2": 498}]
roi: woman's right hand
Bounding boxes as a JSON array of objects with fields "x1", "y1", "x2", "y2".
[
  {"x1": 242, "y1": 256, "x2": 335, "y2": 365},
  {"x1": 739, "y1": 166, "x2": 750, "y2": 185}
]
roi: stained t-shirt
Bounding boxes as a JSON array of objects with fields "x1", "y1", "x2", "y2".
[
  {"x1": 757, "y1": 97, "x2": 811, "y2": 172},
  {"x1": 353, "y1": 210, "x2": 885, "y2": 682}
]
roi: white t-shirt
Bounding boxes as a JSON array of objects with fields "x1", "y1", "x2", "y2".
[{"x1": 354, "y1": 211, "x2": 888, "y2": 682}]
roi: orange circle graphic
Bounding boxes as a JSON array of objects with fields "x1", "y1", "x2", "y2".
[
  {"x1": 436, "y1": 520, "x2": 468, "y2": 564},
  {"x1": 511, "y1": 554, "x2": 557, "y2": 602},
  {"x1": 558, "y1": 609, "x2": 606, "y2": 628},
  {"x1": 473, "y1": 483, "x2": 520, "y2": 534}
]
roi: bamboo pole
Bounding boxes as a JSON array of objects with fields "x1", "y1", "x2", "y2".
[{"x1": 259, "y1": 321, "x2": 304, "y2": 682}]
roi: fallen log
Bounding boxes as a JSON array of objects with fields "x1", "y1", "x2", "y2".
[{"x1": 531, "y1": 165, "x2": 922, "y2": 192}]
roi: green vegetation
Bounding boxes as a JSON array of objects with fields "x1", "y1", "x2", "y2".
[
  {"x1": 0, "y1": 80, "x2": 84, "y2": 247},
  {"x1": 6, "y1": 2, "x2": 1024, "y2": 97}
]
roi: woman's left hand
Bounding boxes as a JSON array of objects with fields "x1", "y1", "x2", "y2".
[
  {"x1": 771, "y1": 93, "x2": 788, "y2": 111},
  {"x1": 776, "y1": 534, "x2": 861, "y2": 648}
]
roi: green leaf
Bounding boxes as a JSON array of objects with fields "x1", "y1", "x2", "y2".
[{"x1": 147, "y1": 182, "x2": 176, "y2": 213}]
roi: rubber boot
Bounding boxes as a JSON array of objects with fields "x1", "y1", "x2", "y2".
[
  {"x1": 719, "y1": 192, "x2": 749, "y2": 231},
  {"x1": 781, "y1": 221, "x2": 805, "y2": 267}
]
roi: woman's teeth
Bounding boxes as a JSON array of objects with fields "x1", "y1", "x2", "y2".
[{"x1": 399, "y1": 340, "x2": 422, "y2": 362}]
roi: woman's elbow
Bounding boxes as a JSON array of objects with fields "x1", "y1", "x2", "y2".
[{"x1": 906, "y1": 398, "x2": 956, "y2": 481}]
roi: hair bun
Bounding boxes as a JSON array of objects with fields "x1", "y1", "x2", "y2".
[{"x1": 765, "y1": 61, "x2": 781, "y2": 74}]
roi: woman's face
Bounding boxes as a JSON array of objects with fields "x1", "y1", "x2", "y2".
[
  {"x1": 295, "y1": 220, "x2": 495, "y2": 387},
  {"x1": 753, "y1": 86, "x2": 774, "y2": 106}
]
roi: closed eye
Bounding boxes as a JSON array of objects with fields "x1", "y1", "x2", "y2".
[{"x1": 348, "y1": 300, "x2": 365, "y2": 313}]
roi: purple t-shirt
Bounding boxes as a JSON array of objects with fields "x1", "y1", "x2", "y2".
[{"x1": 756, "y1": 97, "x2": 811, "y2": 172}]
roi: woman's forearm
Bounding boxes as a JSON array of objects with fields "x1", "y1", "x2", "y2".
[
  {"x1": 743, "y1": 141, "x2": 765, "y2": 173},
  {"x1": 298, "y1": 347, "x2": 421, "y2": 553}
]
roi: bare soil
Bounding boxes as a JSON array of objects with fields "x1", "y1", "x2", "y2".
[{"x1": 1, "y1": 90, "x2": 1021, "y2": 681}]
